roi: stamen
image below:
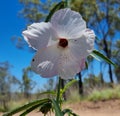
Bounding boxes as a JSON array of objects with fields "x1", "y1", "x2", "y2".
[{"x1": 58, "y1": 38, "x2": 68, "y2": 48}]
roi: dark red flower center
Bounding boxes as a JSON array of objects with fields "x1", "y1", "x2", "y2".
[{"x1": 58, "y1": 38, "x2": 68, "y2": 48}]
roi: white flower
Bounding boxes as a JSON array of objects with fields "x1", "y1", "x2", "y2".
[{"x1": 22, "y1": 8, "x2": 95, "y2": 79}]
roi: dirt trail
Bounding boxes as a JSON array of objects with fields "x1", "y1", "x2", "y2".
[
  {"x1": 63, "y1": 99, "x2": 120, "y2": 116},
  {"x1": 1, "y1": 99, "x2": 120, "y2": 116}
]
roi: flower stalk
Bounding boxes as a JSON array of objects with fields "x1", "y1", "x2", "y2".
[{"x1": 56, "y1": 77, "x2": 61, "y2": 104}]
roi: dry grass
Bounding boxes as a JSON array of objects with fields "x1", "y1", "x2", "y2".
[{"x1": 87, "y1": 85, "x2": 120, "y2": 101}]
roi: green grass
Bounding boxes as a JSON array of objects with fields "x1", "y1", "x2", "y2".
[
  {"x1": 63, "y1": 85, "x2": 120, "y2": 103},
  {"x1": 67, "y1": 90, "x2": 81, "y2": 103},
  {"x1": 8, "y1": 99, "x2": 29, "y2": 111},
  {"x1": 87, "y1": 86, "x2": 120, "y2": 101},
  {"x1": 0, "y1": 99, "x2": 29, "y2": 112},
  {"x1": 1, "y1": 85, "x2": 120, "y2": 112}
]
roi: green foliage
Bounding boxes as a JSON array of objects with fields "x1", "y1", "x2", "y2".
[
  {"x1": 39, "y1": 102, "x2": 52, "y2": 115},
  {"x1": 7, "y1": 99, "x2": 29, "y2": 111},
  {"x1": 19, "y1": 0, "x2": 43, "y2": 23},
  {"x1": 19, "y1": 104, "x2": 42, "y2": 116},
  {"x1": 21, "y1": 67, "x2": 35, "y2": 98},
  {"x1": 2, "y1": 78, "x2": 78, "y2": 115},
  {"x1": 91, "y1": 50, "x2": 116, "y2": 66},
  {"x1": 88, "y1": 86, "x2": 120, "y2": 101},
  {"x1": 71, "y1": 0, "x2": 120, "y2": 83},
  {"x1": 62, "y1": 109, "x2": 79, "y2": 116},
  {"x1": 52, "y1": 99, "x2": 63, "y2": 116},
  {"x1": 67, "y1": 90, "x2": 80, "y2": 103},
  {"x1": 84, "y1": 75, "x2": 102, "y2": 88},
  {"x1": 0, "y1": 62, "x2": 20, "y2": 111},
  {"x1": 7, "y1": 0, "x2": 120, "y2": 115},
  {"x1": 70, "y1": 0, "x2": 97, "y2": 22},
  {"x1": 3, "y1": 98, "x2": 51, "y2": 116},
  {"x1": 19, "y1": 0, "x2": 60, "y2": 23},
  {"x1": 112, "y1": 40, "x2": 120, "y2": 82},
  {"x1": 38, "y1": 90, "x2": 56, "y2": 96},
  {"x1": 45, "y1": 1, "x2": 65, "y2": 22},
  {"x1": 43, "y1": 78, "x2": 55, "y2": 91},
  {"x1": 64, "y1": 85, "x2": 120, "y2": 103},
  {"x1": 61, "y1": 80, "x2": 77, "y2": 98}
]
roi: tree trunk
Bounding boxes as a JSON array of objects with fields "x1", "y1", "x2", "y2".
[
  {"x1": 103, "y1": 38, "x2": 114, "y2": 83},
  {"x1": 100, "y1": 63, "x2": 104, "y2": 85},
  {"x1": 78, "y1": 72, "x2": 83, "y2": 95},
  {"x1": 105, "y1": 0, "x2": 113, "y2": 83},
  {"x1": 100, "y1": 73, "x2": 104, "y2": 85},
  {"x1": 108, "y1": 63, "x2": 113, "y2": 83}
]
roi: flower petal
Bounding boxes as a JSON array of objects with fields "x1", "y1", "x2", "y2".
[
  {"x1": 31, "y1": 45, "x2": 61, "y2": 77},
  {"x1": 50, "y1": 8, "x2": 86, "y2": 39},
  {"x1": 58, "y1": 49, "x2": 85, "y2": 79},
  {"x1": 69, "y1": 28, "x2": 95, "y2": 60},
  {"x1": 22, "y1": 22, "x2": 57, "y2": 50}
]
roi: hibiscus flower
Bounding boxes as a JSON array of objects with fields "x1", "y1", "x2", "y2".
[{"x1": 22, "y1": 8, "x2": 95, "y2": 79}]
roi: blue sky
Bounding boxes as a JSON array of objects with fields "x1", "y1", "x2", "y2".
[
  {"x1": 0, "y1": 0, "x2": 51, "y2": 92},
  {"x1": 0, "y1": 0, "x2": 112, "y2": 92}
]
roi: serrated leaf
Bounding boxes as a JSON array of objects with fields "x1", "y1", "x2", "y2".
[
  {"x1": 3, "y1": 98, "x2": 50, "y2": 116},
  {"x1": 52, "y1": 99, "x2": 63, "y2": 116},
  {"x1": 91, "y1": 50, "x2": 116, "y2": 66},
  {"x1": 45, "y1": 1, "x2": 65, "y2": 22}
]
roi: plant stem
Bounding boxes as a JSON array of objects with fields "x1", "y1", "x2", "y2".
[{"x1": 56, "y1": 77, "x2": 61, "y2": 104}]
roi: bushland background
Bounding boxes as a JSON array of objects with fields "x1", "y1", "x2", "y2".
[{"x1": 0, "y1": 0, "x2": 120, "y2": 115}]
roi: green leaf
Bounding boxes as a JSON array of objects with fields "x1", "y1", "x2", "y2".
[
  {"x1": 62, "y1": 108, "x2": 79, "y2": 116},
  {"x1": 90, "y1": 53, "x2": 101, "y2": 61},
  {"x1": 39, "y1": 102, "x2": 52, "y2": 115},
  {"x1": 39, "y1": 91, "x2": 56, "y2": 96},
  {"x1": 19, "y1": 103, "x2": 42, "y2": 116},
  {"x1": 85, "y1": 61, "x2": 88, "y2": 69},
  {"x1": 65, "y1": 0, "x2": 68, "y2": 7},
  {"x1": 52, "y1": 99, "x2": 63, "y2": 116},
  {"x1": 45, "y1": 1, "x2": 65, "y2": 22},
  {"x1": 91, "y1": 50, "x2": 116, "y2": 66},
  {"x1": 62, "y1": 109, "x2": 72, "y2": 115},
  {"x1": 95, "y1": 36, "x2": 99, "y2": 41},
  {"x1": 20, "y1": 101, "x2": 52, "y2": 116},
  {"x1": 61, "y1": 79, "x2": 77, "y2": 97},
  {"x1": 3, "y1": 98, "x2": 50, "y2": 116}
]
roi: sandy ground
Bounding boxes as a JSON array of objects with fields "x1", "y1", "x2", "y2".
[{"x1": 1, "y1": 99, "x2": 120, "y2": 116}]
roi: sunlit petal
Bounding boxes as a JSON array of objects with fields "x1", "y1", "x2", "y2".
[
  {"x1": 51, "y1": 8, "x2": 86, "y2": 39},
  {"x1": 69, "y1": 28, "x2": 95, "y2": 60},
  {"x1": 23, "y1": 8, "x2": 95, "y2": 79},
  {"x1": 58, "y1": 49, "x2": 85, "y2": 79},
  {"x1": 22, "y1": 22, "x2": 57, "y2": 50},
  {"x1": 31, "y1": 45, "x2": 61, "y2": 77}
]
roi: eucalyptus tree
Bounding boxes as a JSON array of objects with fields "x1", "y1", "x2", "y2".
[
  {"x1": 13, "y1": 0, "x2": 120, "y2": 97},
  {"x1": 19, "y1": 0, "x2": 57, "y2": 23},
  {"x1": 112, "y1": 40, "x2": 120, "y2": 83},
  {"x1": 22, "y1": 67, "x2": 35, "y2": 98},
  {"x1": 0, "y1": 62, "x2": 19, "y2": 110},
  {"x1": 70, "y1": 0, "x2": 120, "y2": 83}
]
